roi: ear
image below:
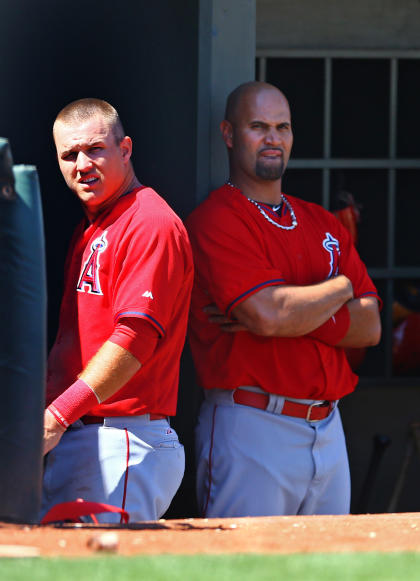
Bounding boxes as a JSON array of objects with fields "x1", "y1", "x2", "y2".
[
  {"x1": 120, "y1": 136, "x2": 132, "y2": 163},
  {"x1": 220, "y1": 120, "x2": 233, "y2": 149}
]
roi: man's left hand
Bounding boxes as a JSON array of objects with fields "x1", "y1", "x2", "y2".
[{"x1": 43, "y1": 408, "x2": 67, "y2": 455}]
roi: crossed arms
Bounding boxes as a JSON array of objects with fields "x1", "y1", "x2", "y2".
[{"x1": 206, "y1": 274, "x2": 381, "y2": 348}]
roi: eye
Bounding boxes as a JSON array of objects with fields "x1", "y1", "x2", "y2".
[
  {"x1": 62, "y1": 152, "x2": 77, "y2": 161},
  {"x1": 89, "y1": 146, "x2": 103, "y2": 153},
  {"x1": 250, "y1": 122, "x2": 265, "y2": 130}
]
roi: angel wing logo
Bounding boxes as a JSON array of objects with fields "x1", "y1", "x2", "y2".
[{"x1": 322, "y1": 232, "x2": 340, "y2": 279}]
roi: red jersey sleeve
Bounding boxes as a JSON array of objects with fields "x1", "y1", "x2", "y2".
[
  {"x1": 335, "y1": 219, "x2": 382, "y2": 308},
  {"x1": 186, "y1": 200, "x2": 285, "y2": 317},
  {"x1": 112, "y1": 211, "x2": 191, "y2": 335},
  {"x1": 108, "y1": 317, "x2": 159, "y2": 363}
]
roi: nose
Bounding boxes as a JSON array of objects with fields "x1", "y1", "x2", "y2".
[
  {"x1": 76, "y1": 151, "x2": 93, "y2": 172},
  {"x1": 264, "y1": 127, "x2": 282, "y2": 145}
]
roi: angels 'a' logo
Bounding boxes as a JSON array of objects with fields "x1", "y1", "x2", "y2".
[
  {"x1": 322, "y1": 232, "x2": 340, "y2": 279},
  {"x1": 77, "y1": 232, "x2": 108, "y2": 294}
]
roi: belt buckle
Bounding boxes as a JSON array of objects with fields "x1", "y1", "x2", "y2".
[{"x1": 305, "y1": 401, "x2": 328, "y2": 423}]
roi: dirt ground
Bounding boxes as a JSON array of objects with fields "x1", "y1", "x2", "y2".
[{"x1": 1, "y1": 513, "x2": 420, "y2": 557}]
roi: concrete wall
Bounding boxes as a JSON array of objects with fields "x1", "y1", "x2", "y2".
[
  {"x1": 207, "y1": 0, "x2": 256, "y2": 194},
  {"x1": 257, "y1": 0, "x2": 420, "y2": 50}
]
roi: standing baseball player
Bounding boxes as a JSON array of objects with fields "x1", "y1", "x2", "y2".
[
  {"x1": 42, "y1": 98, "x2": 193, "y2": 522},
  {"x1": 186, "y1": 81, "x2": 381, "y2": 517}
]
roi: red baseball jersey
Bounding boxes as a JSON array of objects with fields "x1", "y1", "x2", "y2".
[
  {"x1": 185, "y1": 184, "x2": 381, "y2": 401},
  {"x1": 47, "y1": 187, "x2": 194, "y2": 416}
]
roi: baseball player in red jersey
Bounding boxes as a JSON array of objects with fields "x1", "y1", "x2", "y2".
[
  {"x1": 186, "y1": 82, "x2": 381, "y2": 517},
  {"x1": 42, "y1": 98, "x2": 193, "y2": 522}
]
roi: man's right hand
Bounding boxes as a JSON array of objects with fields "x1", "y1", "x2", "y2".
[{"x1": 43, "y1": 408, "x2": 67, "y2": 456}]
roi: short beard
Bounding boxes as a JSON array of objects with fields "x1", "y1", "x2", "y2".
[{"x1": 255, "y1": 159, "x2": 284, "y2": 181}]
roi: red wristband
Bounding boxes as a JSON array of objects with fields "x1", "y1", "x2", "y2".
[
  {"x1": 308, "y1": 304, "x2": 350, "y2": 346},
  {"x1": 47, "y1": 379, "x2": 100, "y2": 428}
]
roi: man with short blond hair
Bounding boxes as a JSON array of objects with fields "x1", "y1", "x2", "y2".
[{"x1": 42, "y1": 98, "x2": 193, "y2": 522}]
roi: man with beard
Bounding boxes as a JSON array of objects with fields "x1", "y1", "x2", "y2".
[{"x1": 185, "y1": 81, "x2": 381, "y2": 517}]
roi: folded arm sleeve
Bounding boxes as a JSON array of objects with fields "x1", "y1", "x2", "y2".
[
  {"x1": 108, "y1": 317, "x2": 160, "y2": 364},
  {"x1": 113, "y1": 212, "x2": 191, "y2": 335}
]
